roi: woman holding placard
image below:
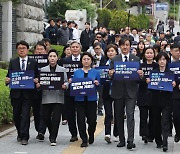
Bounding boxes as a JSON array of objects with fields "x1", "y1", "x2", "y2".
[
  {"x1": 137, "y1": 47, "x2": 158, "y2": 144},
  {"x1": 146, "y1": 52, "x2": 176, "y2": 152},
  {"x1": 99, "y1": 44, "x2": 119, "y2": 143},
  {"x1": 36, "y1": 49, "x2": 68, "y2": 146},
  {"x1": 72, "y1": 52, "x2": 100, "y2": 147}
]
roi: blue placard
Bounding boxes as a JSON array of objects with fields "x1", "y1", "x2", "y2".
[
  {"x1": 148, "y1": 71, "x2": 174, "y2": 92},
  {"x1": 114, "y1": 61, "x2": 140, "y2": 80},
  {"x1": 168, "y1": 63, "x2": 180, "y2": 81},
  {"x1": 70, "y1": 78, "x2": 96, "y2": 96},
  {"x1": 95, "y1": 66, "x2": 109, "y2": 84},
  {"x1": 9, "y1": 70, "x2": 34, "y2": 89}
]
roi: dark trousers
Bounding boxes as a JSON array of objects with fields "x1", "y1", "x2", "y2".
[
  {"x1": 152, "y1": 106, "x2": 171, "y2": 146},
  {"x1": 42, "y1": 103, "x2": 62, "y2": 141},
  {"x1": 62, "y1": 104, "x2": 67, "y2": 121},
  {"x1": 11, "y1": 96, "x2": 31, "y2": 140},
  {"x1": 114, "y1": 96, "x2": 136, "y2": 143},
  {"x1": 76, "y1": 101, "x2": 97, "y2": 143},
  {"x1": 31, "y1": 99, "x2": 46, "y2": 134},
  {"x1": 97, "y1": 88, "x2": 103, "y2": 112},
  {"x1": 65, "y1": 95, "x2": 78, "y2": 137},
  {"x1": 139, "y1": 106, "x2": 154, "y2": 139},
  {"x1": 173, "y1": 99, "x2": 180, "y2": 137},
  {"x1": 104, "y1": 97, "x2": 118, "y2": 136}
]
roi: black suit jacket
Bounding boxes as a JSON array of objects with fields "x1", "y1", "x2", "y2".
[
  {"x1": 110, "y1": 54, "x2": 140, "y2": 99},
  {"x1": 7, "y1": 57, "x2": 38, "y2": 99}
]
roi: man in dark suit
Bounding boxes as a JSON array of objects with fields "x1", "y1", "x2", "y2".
[
  {"x1": 58, "y1": 40, "x2": 82, "y2": 142},
  {"x1": 170, "y1": 44, "x2": 180, "y2": 142},
  {"x1": 5, "y1": 41, "x2": 38, "y2": 145},
  {"x1": 109, "y1": 38, "x2": 143, "y2": 150}
]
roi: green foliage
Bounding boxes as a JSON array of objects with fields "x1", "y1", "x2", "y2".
[
  {"x1": 50, "y1": 45, "x2": 64, "y2": 58},
  {"x1": 98, "y1": 9, "x2": 150, "y2": 32},
  {"x1": 168, "y1": 2, "x2": 179, "y2": 20},
  {"x1": 0, "y1": 69, "x2": 12, "y2": 126},
  {"x1": 97, "y1": 8, "x2": 111, "y2": 27},
  {"x1": 47, "y1": 0, "x2": 96, "y2": 21}
]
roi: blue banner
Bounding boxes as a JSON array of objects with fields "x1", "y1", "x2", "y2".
[
  {"x1": 70, "y1": 78, "x2": 96, "y2": 96},
  {"x1": 95, "y1": 66, "x2": 109, "y2": 84},
  {"x1": 148, "y1": 71, "x2": 174, "y2": 92},
  {"x1": 114, "y1": 62, "x2": 140, "y2": 80},
  {"x1": 168, "y1": 63, "x2": 180, "y2": 81},
  {"x1": 9, "y1": 70, "x2": 34, "y2": 89}
]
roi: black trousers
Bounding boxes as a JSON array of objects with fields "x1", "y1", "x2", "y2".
[
  {"x1": 76, "y1": 101, "x2": 97, "y2": 143},
  {"x1": 152, "y1": 106, "x2": 171, "y2": 146},
  {"x1": 65, "y1": 95, "x2": 78, "y2": 137},
  {"x1": 62, "y1": 104, "x2": 67, "y2": 121},
  {"x1": 104, "y1": 97, "x2": 118, "y2": 136},
  {"x1": 173, "y1": 98, "x2": 180, "y2": 137},
  {"x1": 42, "y1": 103, "x2": 62, "y2": 141},
  {"x1": 97, "y1": 88, "x2": 103, "y2": 112},
  {"x1": 139, "y1": 106, "x2": 154, "y2": 139},
  {"x1": 11, "y1": 96, "x2": 31, "y2": 140},
  {"x1": 31, "y1": 99, "x2": 46, "y2": 134}
]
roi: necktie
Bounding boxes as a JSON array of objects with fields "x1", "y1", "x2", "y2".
[
  {"x1": 74, "y1": 57, "x2": 78, "y2": 61},
  {"x1": 21, "y1": 59, "x2": 25, "y2": 71},
  {"x1": 124, "y1": 55, "x2": 128, "y2": 62}
]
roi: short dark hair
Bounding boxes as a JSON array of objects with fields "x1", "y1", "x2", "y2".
[
  {"x1": 48, "y1": 19, "x2": 54, "y2": 24},
  {"x1": 56, "y1": 18, "x2": 61, "y2": 22},
  {"x1": 156, "y1": 51, "x2": 169, "y2": 62},
  {"x1": 80, "y1": 52, "x2": 94, "y2": 64},
  {"x1": 119, "y1": 38, "x2": 131, "y2": 46},
  {"x1": 34, "y1": 41, "x2": 46, "y2": 50},
  {"x1": 85, "y1": 22, "x2": 90, "y2": 25},
  {"x1": 170, "y1": 43, "x2": 180, "y2": 49},
  {"x1": 104, "y1": 44, "x2": 118, "y2": 58},
  {"x1": 93, "y1": 42, "x2": 102, "y2": 49},
  {"x1": 61, "y1": 19, "x2": 67, "y2": 24},
  {"x1": 48, "y1": 49, "x2": 59, "y2": 57},
  {"x1": 42, "y1": 38, "x2": 51, "y2": 44},
  {"x1": 16, "y1": 40, "x2": 29, "y2": 49}
]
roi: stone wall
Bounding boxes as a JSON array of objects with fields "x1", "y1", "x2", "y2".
[{"x1": 16, "y1": 0, "x2": 45, "y2": 45}]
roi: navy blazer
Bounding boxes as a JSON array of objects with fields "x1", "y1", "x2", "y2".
[
  {"x1": 7, "y1": 57, "x2": 38, "y2": 99},
  {"x1": 73, "y1": 68, "x2": 100, "y2": 102}
]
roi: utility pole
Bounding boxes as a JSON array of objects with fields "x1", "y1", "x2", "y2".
[{"x1": 100, "y1": 0, "x2": 103, "y2": 9}]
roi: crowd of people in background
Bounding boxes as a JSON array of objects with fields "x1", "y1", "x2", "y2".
[{"x1": 5, "y1": 17, "x2": 180, "y2": 153}]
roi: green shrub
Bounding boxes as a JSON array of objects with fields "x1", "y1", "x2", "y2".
[
  {"x1": 0, "y1": 69, "x2": 13, "y2": 126},
  {"x1": 51, "y1": 45, "x2": 64, "y2": 58},
  {"x1": 0, "y1": 61, "x2": 9, "y2": 69}
]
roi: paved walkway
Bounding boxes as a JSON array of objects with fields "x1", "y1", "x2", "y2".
[{"x1": 0, "y1": 106, "x2": 180, "y2": 154}]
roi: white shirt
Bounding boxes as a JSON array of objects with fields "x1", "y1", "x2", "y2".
[
  {"x1": 121, "y1": 53, "x2": 130, "y2": 62},
  {"x1": 72, "y1": 28, "x2": 80, "y2": 41},
  {"x1": 72, "y1": 54, "x2": 81, "y2": 61},
  {"x1": 19, "y1": 56, "x2": 28, "y2": 70}
]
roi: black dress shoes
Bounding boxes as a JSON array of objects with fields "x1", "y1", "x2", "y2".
[
  {"x1": 163, "y1": 145, "x2": 168, "y2": 152},
  {"x1": 117, "y1": 142, "x2": 125, "y2": 147},
  {"x1": 142, "y1": 136, "x2": 148, "y2": 143},
  {"x1": 174, "y1": 134, "x2": 180, "y2": 142},
  {"x1": 127, "y1": 141, "x2": 136, "y2": 150},
  {"x1": 89, "y1": 135, "x2": 94, "y2": 144},
  {"x1": 21, "y1": 140, "x2": 28, "y2": 145},
  {"x1": 70, "y1": 136, "x2": 78, "y2": 142},
  {"x1": 157, "y1": 144, "x2": 162, "y2": 148},
  {"x1": 80, "y1": 142, "x2": 88, "y2": 147}
]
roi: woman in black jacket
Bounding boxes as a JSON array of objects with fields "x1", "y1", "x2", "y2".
[
  {"x1": 147, "y1": 52, "x2": 176, "y2": 152},
  {"x1": 99, "y1": 44, "x2": 119, "y2": 143},
  {"x1": 137, "y1": 47, "x2": 158, "y2": 143}
]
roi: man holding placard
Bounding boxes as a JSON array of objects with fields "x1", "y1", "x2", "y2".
[
  {"x1": 109, "y1": 38, "x2": 143, "y2": 150},
  {"x1": 5, "y1": 41, "x2": 38, "y2": 145}
]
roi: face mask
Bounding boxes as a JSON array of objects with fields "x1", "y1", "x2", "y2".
[
  {"x1": 166, "y1": 47, "x2": 170, "y2": 52},
  {"x1": 145, "y1": 45, "x2": 149, "y2": 48}
]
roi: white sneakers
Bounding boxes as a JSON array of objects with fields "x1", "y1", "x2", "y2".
[
  {"x1": 105, "y1": 135, "x2": 111, "y2": 143},
  {"x1": 113, "y1": 136, "x2": 119, "y2": 142}
]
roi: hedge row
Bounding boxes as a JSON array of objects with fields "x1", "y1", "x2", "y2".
[
  {"x1": 97, "y1": 8, "x2": 152, "y2": 32},
  {"x1": 0, "y1": 69, "x2": 13, "y2": 126}
]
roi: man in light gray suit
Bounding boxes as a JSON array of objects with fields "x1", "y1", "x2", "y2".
[{"x1": 109, "y1": 38, "x2": 143, "y2": 150}]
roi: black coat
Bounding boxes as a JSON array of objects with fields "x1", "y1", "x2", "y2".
[
  {"x1": 80, "y1": 29, "x2": 93, "y2": 51},
  {"x1": 137, "y1": 62, "x2": 158, "y2": 106},
  {"x1": 7, "y1": 57, "x2": 38, "y2": 99}
]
